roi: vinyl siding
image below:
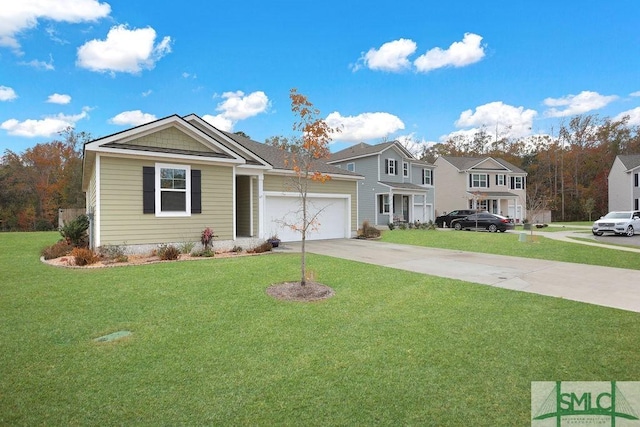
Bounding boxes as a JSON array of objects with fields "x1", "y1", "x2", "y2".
[
  {"x1": 99, "y1": 155, "x2": 234, "y2": 245},
  {"x1": 263, "y1": 174, "x2": 358, "y2": 231},
  {"x1": 236, "y1": 175, "x2": 251, "y2": 236},
  {"x1": 608, "y1": 157, "x2": 633, "y2": 211}
]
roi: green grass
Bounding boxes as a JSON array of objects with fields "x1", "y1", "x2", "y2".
[
  {"x1": 382, "y1": 229, "x2": 640, "y2": 270},
  {"x1": 2, "y1": 232, "x2": 640, "y2": 425}
]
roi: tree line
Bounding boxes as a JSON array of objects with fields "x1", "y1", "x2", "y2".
[
  {"x1": 2, "y1": 113, "x2": 639, "y2": 231},
  {"x1": 419, "y1": 114, "x2": 640, "y2": 222}
]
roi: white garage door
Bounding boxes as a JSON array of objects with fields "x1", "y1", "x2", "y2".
[{"x1": 265, "y1": 195, "x2": 349, "y2": 242}]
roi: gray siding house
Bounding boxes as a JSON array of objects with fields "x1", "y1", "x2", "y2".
[
  {"x1": 608, "y1": 154, "x2": 640, "y2": 211},
  {"x1": 328, "y1": 142, "x2": 435, "y2": 226}
]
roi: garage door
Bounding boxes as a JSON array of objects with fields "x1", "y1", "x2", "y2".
[{"x1": 264, "y1": 195, "x2": 349, "y2": 242}]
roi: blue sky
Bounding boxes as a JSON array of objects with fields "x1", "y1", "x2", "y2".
[{"x1": 1, "y1": 1, "x2": 640, "y2": 154}]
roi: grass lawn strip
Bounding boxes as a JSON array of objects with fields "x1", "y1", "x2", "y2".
[{"x1": 1, "y1": 232, "x2": 639, "y2": 425}]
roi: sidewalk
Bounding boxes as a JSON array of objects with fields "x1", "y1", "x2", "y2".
[{"x1": 282, "y1": 237, "x2": 640, "y2": 313}]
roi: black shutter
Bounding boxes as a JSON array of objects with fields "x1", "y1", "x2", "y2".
[
  {"x1": 635, "y1": 173, "x2": 638, "y2": 187},
  {"x1": 510, "y1": 176, "x2": 514, "y2": 189},
  {"x1": 143, "y1": 167, "x2": 155, "y2": 214},
  {"x1": 469, "y1": 174, "x2": 472, "y2": 187},
  {"x1": 394, "y1": 160, "x2": 398, "y2": 175},
  {"x1": 422, "y1": 169, "x2": 425, "y2": 185},
  {"x1": 487, "y1": 174, "x2": 490, "y2": 188},
  {"x1": 191, "y1": 169, "x2": 201, "y2": 214},
  {"x1": 385, "y1": 159, "x2": 389, "y2": 174},
  {"x1": 495, "y1": 175, "x2": 498, "y2": 185},
  {"x1": 430, "y1": 169, "x2": 434, "y2": 186}
]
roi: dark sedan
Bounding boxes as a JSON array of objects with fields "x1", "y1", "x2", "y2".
[{"x1": 451, "y1": 213, "x2": 515, "y2": 232}]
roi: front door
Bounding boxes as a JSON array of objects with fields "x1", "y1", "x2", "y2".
[{"x1": 402, "y1": 196, "x2": 409, "y2": 222}]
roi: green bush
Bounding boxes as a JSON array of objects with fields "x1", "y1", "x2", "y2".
[
  {"x1": 41, "y1": 240, "x2": 74, "y2": 260},
  {"x1": 388, "y1": 222, "x2": 395, "y2": 231},
  {"x1": 193, "y1": 248, "x2": 215, "y2": 257},
  {"x1": 70, "y1": 247, "x2": 99, "y2": 266},
  {"x1": 157, "y1": 244, "x2": 180, "y2": 261},
  {"x1": 60, "y1": 214, "x2": 89, "y2": 247},
  {"x1": 179, "y1": 241, "x2": 196, "y2": 254}
]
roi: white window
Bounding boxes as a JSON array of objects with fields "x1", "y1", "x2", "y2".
[
  {"x1": 156, "y1": 163, "x2": 191, "y2": 217},
  {"x1": 378, "y1": 194, "x2": 390, "y2": 214},
  {"x1": 403, "y1": 162, "x2": 409, "y2": 177},
  {"x1": 422, "y1": 169, "x2": 432, "y2": 185},
  {"x1": 386, "y1": 159, "x2": 397, "y2": 175},
  {"x1": 347, "y1": 162, "x2": 355, "y2": 172},
  {"x1": 496, "y1": 174, "x2": 505, "y2": 186},
  {"x1": 471, "y1": 173, "x2": 488, "y2": 188},
  {"x1": 512, "y1": 176, "x2": 524, "y2": 190}
]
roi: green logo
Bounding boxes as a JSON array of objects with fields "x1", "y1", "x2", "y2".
[{"x1": 532, "y1": 382, "x2": 640, "y2": 426}]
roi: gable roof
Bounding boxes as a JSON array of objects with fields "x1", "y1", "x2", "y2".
[
  {"x1": 439, "y1": 156, "x2": 526, "y2": 174},
  {"x1": 329, "y1": 141, "x2": 417, "y2": 163},
  {"x1": 617, "y1": 154, "x2": 640, "y2": 171}
]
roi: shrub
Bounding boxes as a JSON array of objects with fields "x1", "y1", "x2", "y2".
[
  {"x1": 35, "y1": 219, "x2": 55, "y2": 231},
  {"x1": 178, "y1": 241, "x2": 196, "y2": 254},
  {"x1": 360, "y1": 220, "x2": 381, "y2": 238},
  {"x1": 157, "y1": 244, "x2": 180, "y2": 261},
  {"x1": 388, "y1": 222, "x2": 396, "y2": 231},
  {"x1": 41, "y1": 240, "x2": 73, "y2": 260},
  {"x1": 248, "y1": 241, "x2": 273, "y2": 254},
  {"x1": 193, "y1": 248, "x2": 215, "y2": 257},
  {"x1": 99, "y1": 245, "x2": 128, "y2": 263},
  {"x1": 231, "y1": 245, "x2": 243, "y2": 253},
  {"x1": 398, "y1": 222, "x2": 408, "y2": 230},
  {"x1": 201, "y1": 227, "x2": 217, "y2": 250},
  {"x1": 71, "y1": 247, "x2": 99, "y2": 266},
  {"x1": 60, "y1": 214, "x2": 90, "y2": 247}
]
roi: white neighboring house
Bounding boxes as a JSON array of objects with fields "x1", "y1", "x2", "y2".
[
  {"x1": 434, "y1": 156, "x2": 527, "y2": 223},
  {"x1": 608, "y1": 154, "x2": 640, "y2": 211}
]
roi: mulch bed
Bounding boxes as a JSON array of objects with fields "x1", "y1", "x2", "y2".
[{"x1": 266, "y1": 281, "x2": 335, "y2": 302}]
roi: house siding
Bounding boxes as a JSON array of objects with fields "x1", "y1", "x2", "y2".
[
  {"x1": 236, "y1": 175, "x2": 251, "y2": 236},
  {"x1": 263, "y1": 174, "x2": 358, "y2": 231},
  {"x1": 127, "y1": 127, "x2": 217, "y2": 153},
  {"x1": 98, "y1": 155, "x2": 234, "y2": 246}
]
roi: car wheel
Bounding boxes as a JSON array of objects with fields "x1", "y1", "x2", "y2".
[
  {"x1": 453, "y1": 222, "x2": 462, "y2": 231},
  {"x1": 625, "y1": 225, "x2": 634, "y2": 237},
  {"x1": 592, "y1": 231, "x2": 603, "y2": 236},
  {"x1": 488, "y1": 224, "x2": 497, "y2": 232},
  {"x1": 499, "y1": 229, "x2": 506, "y2": 233}
]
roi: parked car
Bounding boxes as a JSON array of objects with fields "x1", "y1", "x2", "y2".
[
  {"x1": 435, "y1": 209, "x2": 479, "y2": 228},
  {"x1": 592, "y1": 211, "x2": 640, "y2": 236},
  {"x1": 451, "y1": 213, "x2": 515, "y2": 232}
]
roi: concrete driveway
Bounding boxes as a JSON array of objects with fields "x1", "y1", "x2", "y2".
[{"x1": 282, "y1": 238, "x2": 640, "y2": 313}]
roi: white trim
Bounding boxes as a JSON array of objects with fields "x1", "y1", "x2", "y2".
[
  {"x1": 347, "y1": 162, "x2": 355, "y2": 172},
  {"x1": 258, "y1": 174, "x2": 264, "y2": 238},
  {"x1": 249, "y1": 176, "x2": 254, "y2": 237},
  {"x1": 95, "y1": 154, "x2": 101, "y2": 248},
  {"x1": 155, "y1": 163, "x2": 191, "y2": 217},
  {"x1": 403, "y1": 161, "x2": 409, "y2": 178},
  {"x1": 91, "y1": 147, "x2": 243, "y2": 165}
]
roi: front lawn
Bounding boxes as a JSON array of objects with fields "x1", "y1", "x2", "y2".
[
  {"x1": 381, "y1": 228, "x2": 640, "y2": 270},
  {"x1": 1, "y1": 232, "x2": 639, "y2": 425}
]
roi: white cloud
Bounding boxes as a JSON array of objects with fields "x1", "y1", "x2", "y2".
[
  {"x1": 630, "y1": 91, "x2": 640, "y2": 97},
  {"x1": 46, "y1": 93, "x2": 71, "y2": 104},
  {"x1": 615, "y1": 107, "x2": 640, "y2": 126},
  {"x1": 355, "y1": 38, "x2": 417, "y2": 72},
  {"x1": 202, "y1": 115, "x2": 234, "y2": 132},
  {"x1": 0, "y1": 0, "x2": 110, "y2": 53},
  {"x1": 19, "y1": 56, "x2": 55, "y2": 70},
  {"x1": 108, "y1": 110, "x2": 157, "y2": 126},
  {"x1": 0, "y1": 108, "x2": 89, "y2": 137},
  {"x1": 202, "y1": 91, "x2": 270, "y2": 131},
  {"x1": 455, "y1": 101, "x2": 537, "y2": 138},
  {"x1": 76, "y1": 25, "x2": 172, "y2": 74},
  {"x1": 0, "y1": 86, "x2": 18, "y2": 101},
  {"x1": 543, "y1": 91, "x2": 618, "y2": 117},
  {"x1": 396, "y1": 133, "x2": 434, "y2": 156},
  {"x1": 325, "y1": 111, "x2": 405, "y2": 142},
  {"x1": 414, "y1": 33, "x2": 486, "y2": 73}
]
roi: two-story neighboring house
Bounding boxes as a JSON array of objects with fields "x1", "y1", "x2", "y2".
[
  {"x1": 434, "y1": 156, "x2": 527, "y2": 222},
  {"x1": 608, "y1": 154, "x2": 640, "y2": 211},
  {"x1": 328, "y1": 141, "x2": 436, "y2": 227}
]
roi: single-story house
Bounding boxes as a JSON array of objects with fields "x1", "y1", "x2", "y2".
[{"x1": 81, "y1": 114, "x2": 362, "y2": 252}]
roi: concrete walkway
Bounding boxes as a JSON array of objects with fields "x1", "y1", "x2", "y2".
[{"x1": 282, "y1": 237, "x2": 640, "y2": 313}]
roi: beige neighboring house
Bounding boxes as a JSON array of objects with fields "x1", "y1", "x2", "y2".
[
  {"x1": 434, "y1": 156, "x2": 527, "y2": 222},
  {"x1": 608, "y1": 154, "x2": 640, "y2": 211},
  {"x1": 81, "y1": 114, "x2": 361, "y2": 252}
]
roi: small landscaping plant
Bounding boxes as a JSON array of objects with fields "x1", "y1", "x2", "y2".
[
  {"x1": 99, "y1": 244, "x2": 128, "y2": 263},
  {"x1": 41, "y1": 240, "x2": 73, "y2": 260},
  {"x1": 359, "y1": 220, "x2": 381, "y2": 239},
  {"x1": 178, "y1": 241, "x2": 196, "y2": 254},
  {"x1": 387, "y1": 222, "x2": 395, "y2": 230},
  {"x1": 247, "y1": 241, "x2": 273, "y2": 254},
  {"x1": 60, "y1": 214, "x2": 90, "y2": 247},
  {"x1": 70, "y1": 247, "x2": 99, "y2": 266},
  {"x1": 157, "y1": 244, "x2": 180, "y2": 261},
  {"x1": 201, "y1": 227, "x2": 217, "y2": 251}
]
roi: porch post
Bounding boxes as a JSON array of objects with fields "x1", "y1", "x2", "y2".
[{"x1": 389, "y1": 190, "x2": 394, "y2": 224}]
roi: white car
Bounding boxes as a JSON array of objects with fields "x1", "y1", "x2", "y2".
[{"x1": 592, "y1": 211, "x2": 640, "y2": 236}]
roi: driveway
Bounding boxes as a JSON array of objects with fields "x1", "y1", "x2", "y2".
[{"x1": 282, "y1": 238, "x2": 640, "y2": 313}]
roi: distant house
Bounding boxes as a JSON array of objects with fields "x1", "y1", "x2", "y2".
[
  {"x1": 434, "y1": 156, "x2": 527, "y2": 222},
  {"x1": 608, "y1": 154, "x2": 640, "y2": 211},
  {"x1": 81, "y1": 114, "x2": 362, "y2": 251},
  {"x1": 328, "y1": 141, "x2": 435, "y2": 226}
]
